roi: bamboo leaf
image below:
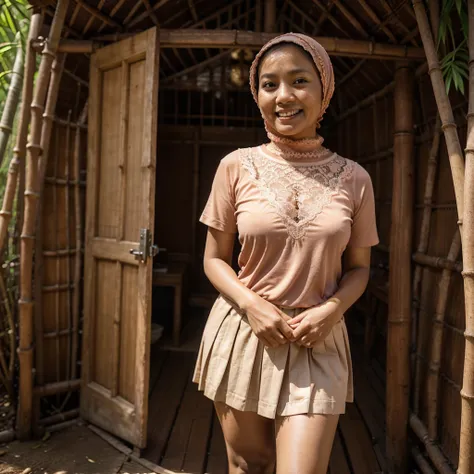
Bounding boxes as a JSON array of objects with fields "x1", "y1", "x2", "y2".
[
  {"x1": 445, "y1": 70, "x2": 453, "y2": 94},
  {"x1": 454, "y1": 0, "x2": 462, "y2": 16}
]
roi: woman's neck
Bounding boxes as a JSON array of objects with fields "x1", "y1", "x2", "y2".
[{"x1": 265, "y1": 127, "x2": 331, "y2": 162}]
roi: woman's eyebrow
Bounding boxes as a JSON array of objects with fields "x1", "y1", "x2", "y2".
[{"x1": 260, "y1": 68, "x2": 310, "y2": 79}]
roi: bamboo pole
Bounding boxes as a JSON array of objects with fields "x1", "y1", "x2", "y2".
[
  {"x1": 412, "y1": 252, "x2": 462, "y2": 274},
  {"x1": 412, "y1": 0, "x2": 465, "y2": 238},
  {"x1": 0, "y1": 13, "x2": 42, "y2": 257},
  {"x1": 386, "y1": 62, "x2": 415, "y2": 473},
  {"x1": 427, "y1": 230, "x2": 462, "y2": 440},
  {"x1": 72, "y1": 102, "x2": 87, "y2": 380},
  {"x1": 0, "y1": 34, "x2": 24, "y2": 165},
  {"x1": 33, "y1": 378, "x2": 81, "y2": 397},
  {"x1": 17, "y1": 0, "x2": 69, "y2": 440},
  {"x1": 264, "y1": 0, "x2": 276, "y2": 33},
  {"x1": 458, "y1": 1, "x2": 474, "y2": 473},
  {"x1": 38, "y1": 408, "x2": 79, "y2": 426},
  {"x1": 410, "y1": 413, "x2": 454, "y2": 474},
  {"x1": 413, "y1": 117, "x2": 442, "y2": 414},
  {"x1": 412, "y1": 446, "x2": 437, "y2": 474}
]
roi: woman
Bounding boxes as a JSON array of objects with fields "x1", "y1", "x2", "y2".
[{"x1": 193, "y1": 33, "x2": 379, "y2": 474}]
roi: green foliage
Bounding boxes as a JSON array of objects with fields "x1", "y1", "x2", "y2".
[
  {"x1": 438, "y1": 0, "x2": 469, "y2": 95},
  {"x1": 0, "y1": 0, "x2": 29, "y2": 104}
]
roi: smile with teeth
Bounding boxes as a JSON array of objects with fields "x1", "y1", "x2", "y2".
[{"x1": 276, "y1": 109, "x2": 302, "y2": 118}]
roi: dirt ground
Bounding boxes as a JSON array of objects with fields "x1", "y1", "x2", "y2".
[{"x1": 0, "y1": 423, "x2": 153, "y2": 474}]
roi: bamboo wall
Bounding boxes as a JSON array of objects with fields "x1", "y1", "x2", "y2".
[
  {"x1": 328, "y1": 69, "x2": 467, "y2": 469},
  {"x1": 33, "y1": 70, "x2": 88, "y2": 425}
]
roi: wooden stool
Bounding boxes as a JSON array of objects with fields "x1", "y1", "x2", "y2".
[{"x1": 152, "y1": 262, "x2": 188, "y2": 346}]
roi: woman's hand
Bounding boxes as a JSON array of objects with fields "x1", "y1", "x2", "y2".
[
  {"x1": 242, "y1": 294, "x2": 295, "y2": 348},
  {"x1": 287, "y1": 300, "x2": 343, "y2": 348}
]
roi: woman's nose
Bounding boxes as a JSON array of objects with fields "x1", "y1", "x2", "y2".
[{"x1": 276, "y1": 83, "x2": 295, "y2": 103}]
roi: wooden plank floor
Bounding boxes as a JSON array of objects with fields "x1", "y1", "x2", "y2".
[{"x1": 143, "y1": 345, "x2": 387, "y2": 474}]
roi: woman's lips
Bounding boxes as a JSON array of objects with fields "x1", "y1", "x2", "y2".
[{"x1": 276, "y1": 109, "x2": 303, "y2": 122}]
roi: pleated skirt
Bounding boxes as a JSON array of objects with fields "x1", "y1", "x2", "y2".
[{"x1": 192, "y1": 294, "x2": 354, "y2": 419}]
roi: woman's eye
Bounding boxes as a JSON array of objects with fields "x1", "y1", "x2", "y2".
[
  {"x1": 262, "y1": 81, "x2": 275, "y2": 89},
  {"x1": 295, "y1": 78, "x2": 308, "y2": 84}
]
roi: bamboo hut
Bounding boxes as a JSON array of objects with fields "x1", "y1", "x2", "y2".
[{"x1": 0, "y1": 0, "x2": 472, "y2": 472}]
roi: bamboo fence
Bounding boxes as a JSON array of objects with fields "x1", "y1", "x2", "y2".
[
  {"x1": 17, "y1": 0, "x2": 69, "y2": 440},
  {"x1": 334, "y1": 61, "x2": 465, "y2": 471},
  {"x1": 413, "y1": 116, "x2": 441, "y2": 416}
]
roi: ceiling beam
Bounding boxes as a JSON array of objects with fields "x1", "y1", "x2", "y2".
[
  {"x1": 73, "y1": 0, "x2": 123, "y2": 30},
  {"x1": 310, "y1": 0, "x2": 349, "y2": 37},
  {"x1": 187, "y1": 0, "x2": 199, "y2": 22},
  {"x1": 126, "y1": 0, "x2": 175, "y2": 28},
  {"x1": 315, "y1": 0, "x2": 335, "y2": 34},
  {"x1": 157, "y1": 30, "x2": 426, "y2": 61},
  {"x1": 357, "y1": 0, "x2": 397, "y2": 43},
  {"x1": 140, "y1": 0, "x2": 160, "y2": 26},
  {"x1": 330, "y1": 0, "x2": 368, "y2": 38},
  {"x1": 378, "y1": 0, "x2": 418, "y2": 46},
  {"x1": 56, "y1": 30, "x2": 427, "y2": 61},
  {"x1": 161, "y1": 49, "x2": 231, "y2": 84}
]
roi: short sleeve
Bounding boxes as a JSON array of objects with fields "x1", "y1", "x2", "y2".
[
  {"x1": 200, "y1": 155, "x2": 238, "y2": 233},
  {"x1": 348, "y1": 165, "x2": 379, "y2": 247}
]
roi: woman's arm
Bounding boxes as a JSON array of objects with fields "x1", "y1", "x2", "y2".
[
  {"x1": 329, "y1": 246, "x2": 371, "y2": 314},
  {"x1": 203, "y1": 227, "x2": 294, "y2": 346},
  {"x1": 203, "y1": 227, "x2": 253, "y2": 310}
]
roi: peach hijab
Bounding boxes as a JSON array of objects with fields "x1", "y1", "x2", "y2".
[{"x1": 249, "y1": 33, "x2": 335, "y2": 131}]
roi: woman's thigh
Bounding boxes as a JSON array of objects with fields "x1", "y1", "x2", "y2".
[
  {"x1": 214, "y1": 401, "x2": 276, "y2": 474},
  {"x1": 275, "y1": 413, "x2": 339, "y2": 474}
]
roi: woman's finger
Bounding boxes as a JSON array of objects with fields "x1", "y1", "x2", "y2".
[
  {"x1": 277, "y1": 319, "x2": 295, "y2": 341},
  {"x1": 286, "y1": 313, "x2": 305, "y2": 325},
  {"x1": 293, "y1": 322, "x2": 310, "y2": 340}
]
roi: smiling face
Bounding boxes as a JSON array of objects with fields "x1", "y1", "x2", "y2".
[{"x1": 257, "y1": 44, "x2": 323, "y2": 140}]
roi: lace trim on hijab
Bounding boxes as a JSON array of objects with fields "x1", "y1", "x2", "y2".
[{"x1": 239, "y1": 148, "x2": 354, "y2": 240}]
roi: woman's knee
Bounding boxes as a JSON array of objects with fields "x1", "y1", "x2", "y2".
[{"x1": 228, "y1": 448, "x2": 275, "y2": 474}]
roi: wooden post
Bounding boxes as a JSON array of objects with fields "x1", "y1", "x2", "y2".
[
  {"x1": 264, "y1": 0, "x2": 276, "y2": 33},
  {"x1": 386, "y1": 61, "x2": 415, "y2": 473}
]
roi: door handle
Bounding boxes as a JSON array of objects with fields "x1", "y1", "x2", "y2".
[
  {"x1": 129, "y1": 248, "x2": 144, "y2": 259},
  {"x1": 130, "y1": 229, "x2": 159, "y2": 262}
]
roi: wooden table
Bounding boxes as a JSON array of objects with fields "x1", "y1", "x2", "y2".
[{"x1": 152, "y1": 262, "x2": 188, "y2": 346}]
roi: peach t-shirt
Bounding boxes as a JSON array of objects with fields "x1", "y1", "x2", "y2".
[{"x1": 200, "y1": 146, "x2": 379, "y2": 308}]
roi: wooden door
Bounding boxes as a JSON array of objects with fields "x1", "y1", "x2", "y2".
[{"x1": 80, "y1": 28, "x2": 159, "y2": 448}]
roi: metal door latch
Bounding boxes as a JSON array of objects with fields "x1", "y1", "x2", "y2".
[{"x1": 129, "y1": 229, "x2": 159, "y2": 262}]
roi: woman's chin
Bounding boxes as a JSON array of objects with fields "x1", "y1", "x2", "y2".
[{"x1": 272, "y1": 122, "x2": 304, "y2": 137}]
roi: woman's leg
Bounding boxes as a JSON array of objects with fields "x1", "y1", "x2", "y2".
[
  {"x1": 275, "y1": 413, "x2": 339, "y2": 474},
  {"x1": 214, "y1": 401, "x2": 276, "y2": 474}
]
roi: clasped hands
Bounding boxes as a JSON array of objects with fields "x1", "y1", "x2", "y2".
[{"x1": 243, "y1": 295, "x2": 343, "y2": 349}]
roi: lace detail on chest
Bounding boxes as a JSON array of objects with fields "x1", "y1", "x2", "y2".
[{"x1": 239, "y1": 148, "x2": 354, "y2": 240}]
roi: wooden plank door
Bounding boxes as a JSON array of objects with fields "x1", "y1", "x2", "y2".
[{"x1": 80, "y1": 28, "x2": 159, "y2": 448}]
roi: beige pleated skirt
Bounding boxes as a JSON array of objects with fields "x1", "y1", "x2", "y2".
[{"x1": 193, "y1": 294, "x2": 354, "y2": 419}]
